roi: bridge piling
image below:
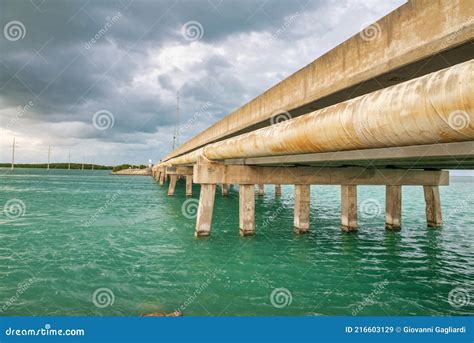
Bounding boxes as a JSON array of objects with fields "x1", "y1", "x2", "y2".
[
  {"x1": 258, "y1": 184, "x2": 264, "y2": 197},
  {"x1": 195, "y1": 184, "x2": 216, "y2": 237},
  {"x1": 275, "y1": 185, "x2": 281, "y2": 197},
  {"x1": 239, "y1": 184, "x2": 255, "y2": 236},
  {"x1": 385, "y1": 185, "x2": 402, "y2": 230},
  {"x1": 185, "y1": 175, "x2": 193, "y2": 196},
  {"x1": 190, "y1": 161, "x2": 449, "y2": 236},
  {"x1": 167, "y1": 175, "x2": 177, "y2": 196},
  {"x1": 159, "y1": 171, "x2": 165, "y2": 185},
  {"x1": 221, "y1": 184, "x2": 229, "y2": 196},
  {"x1": 423, "y1": 185, "x2": 442, "y2": 227},
  {"x1": 341, "y1": 185, "x2": 357, "y2": 232},
  {"x1": 294, "y1": 185, "x2": 311, "y2": 234}
]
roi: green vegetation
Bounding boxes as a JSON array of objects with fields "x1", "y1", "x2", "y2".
[
  {"x1": 0, "y1": 163, "x2": 112, "y2": 170},
  {"x1": 112, "y1": 164, "x2": 148, "y2": 172},
  {"x1": 1, "y1": 163, "x2": 149, "y2": 172}
]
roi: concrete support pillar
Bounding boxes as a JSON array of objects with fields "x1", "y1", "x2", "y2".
[
  {"x1": 167, "y1": 175, "x2": 177, "y2": 196},
  {"x1": 275, "y1": 184, "x2": 282, "y2": 197},
  {"x1": 385, "y1": 185, "x2": 401, "y2": 230},
  {"x1": 239, "y1": 184, "x2": 255, "y2": 236},
  {"x1": 195, "y1": 184, "x2": 216, "y2": 237},
  {"x1": 185, "y1": 175, "x2": 193, "y2": 197},
  {"x1": 221, "y1": 184, "x2": 229, "y2": 196},
  {"x1": 159, "y1": 171, "x2": 165, "y2": 186},
  {"x1": 294, "y1": 185, "x2": 311, "y2": 234},
  {"x1": 423, "y1": 185, "x2": 442, "y2": 227},
  {"x1": 341, "y1": 185, "x2": 357, "y2": 232},
  {"x1": 258, "y1": 184, "x2": 264, "y2": 197}
]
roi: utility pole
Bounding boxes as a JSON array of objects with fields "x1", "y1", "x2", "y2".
[
  {"x1": 172, "y1": 90, "x2": 180, "y2": 150},
  {"x1": 68, "y1": 150, "x2": 71, "y2": 170},
  {"x1": 11, "y1": 137, "x2": 15, "y2": 170},
  {"x1": 47, "y1": 145, "x2": 51, "y2": 170},
  {"x1": 176, "y1": 90, "x2": 180, "y2": 147}
]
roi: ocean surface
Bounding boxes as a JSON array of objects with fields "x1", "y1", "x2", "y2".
[{"x1": 0, "y1": 168, "x2": 473, "y2": 316}]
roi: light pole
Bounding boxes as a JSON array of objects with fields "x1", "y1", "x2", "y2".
[{"x1": 11, "y1": 137, "x2": 15, "y2": 170}]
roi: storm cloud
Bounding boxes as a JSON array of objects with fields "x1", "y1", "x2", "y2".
[{"x1": 0, "y1": 0, "x2": 405, "y2": 165}]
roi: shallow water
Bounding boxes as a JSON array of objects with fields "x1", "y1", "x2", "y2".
[{"x1": 0, "y1": 168, "x2": 473, "y2": 316}]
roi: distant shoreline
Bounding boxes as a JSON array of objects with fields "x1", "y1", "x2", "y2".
[
  {"x1": 0, "y1": 163, "x2": 112, "y2": 170},
  {"x1": 112, "y1": 168, "x2": 151, "y2": 176}
]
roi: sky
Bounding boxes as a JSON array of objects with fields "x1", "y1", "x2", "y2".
[{"x1": 0, "y1": 0, "x2": 408, "y2": 166}]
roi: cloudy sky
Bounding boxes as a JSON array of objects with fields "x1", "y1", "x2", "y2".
[{"x1": 1, "y1": 0, "x2": 406, "y2": 166}]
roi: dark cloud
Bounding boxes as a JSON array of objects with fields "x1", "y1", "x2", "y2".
[{"x1": 0, "y1": 0, "x2": 404, "y2": 164}]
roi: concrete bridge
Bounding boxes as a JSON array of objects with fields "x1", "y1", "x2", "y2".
[{"x1": 153, "y1": 0, "x2": 474, "y2": 237}]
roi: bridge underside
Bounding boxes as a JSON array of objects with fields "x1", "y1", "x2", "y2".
[{"x1": 224, "y1": 142, "x2": 474, "y2": 170}]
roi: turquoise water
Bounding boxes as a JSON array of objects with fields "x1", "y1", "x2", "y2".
[{"x1": 0, "y1": 168, "x2": 473, "y2": 316}]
